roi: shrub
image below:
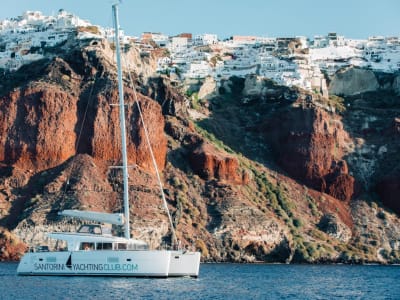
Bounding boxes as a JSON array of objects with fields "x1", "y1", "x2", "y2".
[
  {"x1": 293, "y1": 218, "x2": 303, "y2": 228},
  {"x1": 328, "y1": 95, "x2": 346, "y2": 113},
  {"x1": 377, "y1": 210, "x2": 386, "y2": 220},
  {"x1": 190, "y1": 92, "x2": 200, "y2": 110},
  {"x1": 195, "y1": 239, "x2": 209, "y2": 257}
]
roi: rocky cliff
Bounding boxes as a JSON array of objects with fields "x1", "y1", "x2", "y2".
[{"x1": 1, "y1": 39, "x2": 399, "y2": 264}]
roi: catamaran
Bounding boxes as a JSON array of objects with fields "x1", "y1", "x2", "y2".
[{"x1": 17, "y1": 3, "x2": 200, "y2": 277}]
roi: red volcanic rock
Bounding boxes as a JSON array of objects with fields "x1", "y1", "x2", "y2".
[
  {"x1": 264, "y1": 105, "x2": 354, "y2": 202},
  {"x1": 326, "y1": 174, "x2": 355, "y2": 203},
  {"x1": 189, "y1": 142, "x2": 247, "y2": 184},
  {"x1": 0, "y1": 83, "x2": 167, "y2": 175},
  {"x1": 91, "y1": 87, "x2": 167, "y2": 172},
  {"x1": 0, "y1": 86, "x2": 78, "y2": 172}
]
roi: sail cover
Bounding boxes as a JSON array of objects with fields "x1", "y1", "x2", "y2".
[{"x1": 59, "y1": 210, "x2": 125, "y2": 225}]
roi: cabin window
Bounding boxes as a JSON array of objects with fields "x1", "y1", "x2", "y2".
[
  {"x1": 92, "y1": 227, "x2": 102, "y2": 234},
  {"x1": 35, "y1": 245, "x2": 49, "y2": 252},
  {"x1": 78, "y1": 225, "x2": 90, "y2": 233},
  {"x1": 97, "y1": 243, "x2": 112, "y2": 250},
  {"x1": 78, "y1": 225, "x2": 102, "y2": 235},
  {"x1": 101, "y1": 226, "x2": 112, "y2": 235},
  {"x1": 117, "y1": 243, "x2": 127, "y2": 250},
  {"x1": 127, "y1": 244, "x2": 149, "y2": 250},
  {"x1": 80, "y1": 242, "x2": 95, "y2": 250}
]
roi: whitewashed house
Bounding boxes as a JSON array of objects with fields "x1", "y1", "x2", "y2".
[
  {"x1": 313, "y1": 35, "x2": 328, "y2": 48},
  {"x1": 152, "y1": 33, "x2": 169, "y2": 47},
  {"x1": 186, "y1": 61, "x2": 212, "y2": 78},
  {"x1": 194, "y1": 33, "x2": 218, "y2": 45},
  {"x1": 170, "y1": 37, "x2": 188, "y2": 52}
]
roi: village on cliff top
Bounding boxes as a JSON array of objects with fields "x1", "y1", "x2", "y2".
[{"x1": 1, "y1": 9, "x2": 400, "y2": 97}]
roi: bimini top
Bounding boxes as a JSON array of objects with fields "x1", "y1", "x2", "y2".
[{"x1": 59, "y1": 210, "x2": 125, "y2": 225}]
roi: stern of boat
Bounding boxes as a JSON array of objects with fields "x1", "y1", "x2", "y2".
[{"x1": 168, "y1": 251, "x2": 201, "y2": 277}]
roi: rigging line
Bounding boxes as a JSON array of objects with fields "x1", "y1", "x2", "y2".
[{"x1": 122, "y1": 54, "x2": 179, "y2": 248}]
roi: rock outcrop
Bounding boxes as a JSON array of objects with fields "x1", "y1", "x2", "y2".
[
  {"x1": 143, "y1": 76, "x2": 188, "y2": 117},
  {"x1": 318, "y1": 213, "x2": 351, "y2": 242},
  {"x1": 329, "y1": 67, "x2": 379, "y2": 96},
  {"x1": 189, "y1": 142, "x2": 248, "y2": 184},
  {"x1": 0, "y1": 85, "x2": 79, "y2": 172},
  {"x1": 0, "y1": 227, "x2": 27, "y2": 261},
  {"x1": 264, "y1": 105, "x2": 355, "y2": 202},
  {"x1": 198, "y1": 76, "x2": 218, "y2": 100},
  {"x1": 0, "y1": 63, "x2": 167, "y2": 176}
]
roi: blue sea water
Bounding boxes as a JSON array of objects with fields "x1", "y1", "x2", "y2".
[{"x1": 0, "y1": 263, "x2": 399, "y2": 299}]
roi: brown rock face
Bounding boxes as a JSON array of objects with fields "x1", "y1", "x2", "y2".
[
  {"x1": 0, "y1": 227, "x2": 27, "y2": 261},
  {"x1": 143, "y1": 76, "x2": 188, "y2": 118},
  {"x1": 90, "y1": 88, "x2": 167, "y2": 173},
  {"x1": 317, "y1": 213, "x2": 351, "y2": 242},
  {"x1": 265, "y1": 105, "x2": 354, "y2": 202},
  {"x1": 189, "y1": 142, "x2": 247, "y2": 184},
  {"x1": 0, "y1": 82, "x2": 167, "y2": 175},
  {"x1": 0, "y1": 86, "x2": 78, "y2": 172}
]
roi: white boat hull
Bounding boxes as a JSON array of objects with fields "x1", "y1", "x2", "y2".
[
  {"x1": 169, "y1": 251, "x2": 201, "y2": 277},
  {"x1": 17, "y1": 250, "x2": 200, "y2": 277}
]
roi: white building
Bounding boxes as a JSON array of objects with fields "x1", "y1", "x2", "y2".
[
  {"x1": 170, "y1": 37, "x2": 188, "y2": 52},
  {"x1": 186, "y1": 61, "x2": 212, "y2": 78},
  {"x1": 152, "y1": 33, "x2": 169, "y2": 47},
  {"x1": 55, "y1": 9, "x2": 91, "y2": 29},
  {"x1": 313, "y1": 35, "x2": 328, "y2": 48},
  {"x1": 194, "y1": 33, "x2": 218, "y2": 45}
]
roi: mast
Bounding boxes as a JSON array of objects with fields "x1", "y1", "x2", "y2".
[{"x1": 112, "y1": 3, "x2": 130, "y2": 239}]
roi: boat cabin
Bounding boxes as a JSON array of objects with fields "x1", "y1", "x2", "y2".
[
  {"x1": 78, "y1": 240, "x2": 148, "y2": 251},
  {"x1": 73, "y1": 224, "x2": 149, "y2": 251},
  {"x1": 47, "y1": 222, "x2": 149, "y2": 252}
]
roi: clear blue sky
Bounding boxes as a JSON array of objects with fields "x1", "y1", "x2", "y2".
[{"x1": 1, "y1": 0, "x2": 399, "y2": 39}]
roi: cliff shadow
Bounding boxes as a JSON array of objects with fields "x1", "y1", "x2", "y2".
[
  {"x1": 205, "y1": 200, "x2": 223, "y2": 232},
  {"x1": 194, "y1": 90, "x2": 293, "y2": 174},
  {"x1": 339, "y1": 90, "x2": 400, "y2": 213},
  {"x1": 0, "y1": 58, "x2": 51, "y2": 97}
]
